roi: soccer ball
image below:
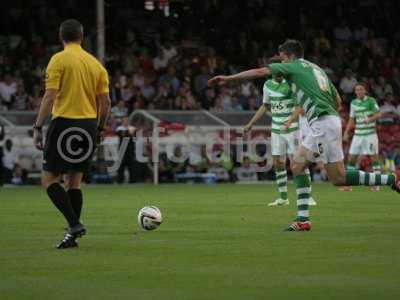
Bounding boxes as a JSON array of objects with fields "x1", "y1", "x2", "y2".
[{"x1": 138, "y1": 206, "x2": 162, "y2": 230}]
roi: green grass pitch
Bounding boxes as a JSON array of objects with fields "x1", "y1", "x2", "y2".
[{"x1": 1, "y1": 183, "x2": 400, "y2": 300}]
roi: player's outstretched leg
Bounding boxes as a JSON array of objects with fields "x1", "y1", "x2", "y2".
[{"x1": 344, "y1": 169, "x2": 397, "y2": 190}]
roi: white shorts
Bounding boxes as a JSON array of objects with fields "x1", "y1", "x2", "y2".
[
  {"x1": 349, "y1": 134, "x2": 379, "y2": 155},
  {"x1": 271, "y1": 130, "x2": 300, "y2": 156},
  {"x1": 302, "y1": 115, "x2": 344, "y2": 164},
  {"x1": 299, "y1": 115, "x2": 311, "y2": 141}
]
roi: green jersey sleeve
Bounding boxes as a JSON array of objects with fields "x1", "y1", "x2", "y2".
[
  {"x1": 329, "y1": 81, "x2": 338, "y2": 98},
  {"x1": 370, "y1": 98, "x2": 380, "y2": 113},
  {"x1": 268, "y1": 63, "x2": 295, "y2": 77}
]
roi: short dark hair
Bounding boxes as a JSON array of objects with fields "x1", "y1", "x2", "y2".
[
  {"x1": 355, "y1": 82, "x2": 367, "y2": 89},
  {"x1": 278, "y1": 39, "x2": 304, "y2": 58},
  {"x1": 59, "y1": 19, "x2": 83, "y2": 42},
  {"x1": 268, "y1": 56, "x2": 281, "y2": 64}
]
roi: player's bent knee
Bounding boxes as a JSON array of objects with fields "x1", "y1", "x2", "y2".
[{"x1": 291, "y1": 163, "x2": 305, "y2": 176}]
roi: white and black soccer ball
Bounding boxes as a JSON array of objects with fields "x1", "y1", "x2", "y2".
[{"x1": 138, "y1": 206, "x2": 162, "y2": 230}]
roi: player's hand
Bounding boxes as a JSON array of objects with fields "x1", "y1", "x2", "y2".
[
  {"x1": 364, "y1": 117, "x2": 370, "y2": 124},
  {"x1": 33, "y1": 128, "x2": 43, "y2": 151},
  {"x1": 283, "y1": 120, "x2": 291, "y2": 131},
  {"x1": 208, "y1": 75, "x2": 230, "y2": 87}
]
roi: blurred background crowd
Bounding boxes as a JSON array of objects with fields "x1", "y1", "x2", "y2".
[{"x1": 1, "y1": 0, "x2": 400, "y2": 184}]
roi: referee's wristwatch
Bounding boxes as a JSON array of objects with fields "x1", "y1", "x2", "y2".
[{"x1": 33, "y1": 124, "x2": 42, "y2": 131}]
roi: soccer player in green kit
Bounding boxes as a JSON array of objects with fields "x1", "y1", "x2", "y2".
[
  {"x1": 208, "y1": 39, "x2": 400, "y2": 231},
  {"x1": 244, "y1": 60, "x2": 316, "y2": 207},
  {"x1": 342, "y1": 83, "x2": 382, "y2": 192}
]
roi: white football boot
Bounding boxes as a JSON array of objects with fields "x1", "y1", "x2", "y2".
[
  {"x1": 268, "y1": 199, "x2": 290, "y2": 206},
  {"x1": 308, "y1": 197, "x2": 317, "y2": 206}
]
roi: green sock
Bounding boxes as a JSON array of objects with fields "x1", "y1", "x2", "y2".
[
  {"x1": 275, "y1": 169, "x2": 288, "y2": 200},
  {"x1": 345, "y1": 170, "x2": 395, "y2": 186},
  {"x1": 372, "y1": 161, "x2": 381, "y2": 174},
  {"x1": 294, "y1": 174, "x2": 311, "y2": 222}
]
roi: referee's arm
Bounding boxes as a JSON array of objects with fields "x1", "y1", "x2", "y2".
[
  {"x1": 96, "y1": 66, "x2": 111, "y2": 131},
  {"x1": 33, "y1": 89, "x2": 58, "y2": 150},
  {"x1": 96, "y1": 92, "x2": 111, "y2": 130}
]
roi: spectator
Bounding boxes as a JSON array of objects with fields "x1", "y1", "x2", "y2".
[
  {"x1": 205, "y1": 47, "x2": 218, "y2": 74},
  {"x1": 141, "y1": 78, "x2": 156, "y2": 100},
  {"x1": 234, "y1": 156, "x2": 258, "y2": 182},
  {"x1": 132, "y1": 68, "x2": 145, "y2": 89},
  {"x1": 208, "y1": 162, "x2": 230, "y2": 182},
  {"x1": 153, "y1": 49, "x2": 169, "y2": 72},
  {"x1": 0, "y1": 74, "x2": 17, "y2": 110},
  {"x1": 116, "y1": 117, "x2": 137, "y2": 183},
  {"x1": 372, "y1": 76, "x2": 393, "y2": 101},
  {"x1": 194, "y1": 66, "x2": 210, "y2": 96},
  {"x1": 169, "y1": 145, "x2": 188, "y2": 178},
  {"x1": 353, "y1": 24, "x2": 368, "y2": 41},
  {"x1": 158, "y1": 65, "x2": 180, "y2": 95},
  {"x1": 162, "y1": 41, "x2": 178, "y2": 62},
  {"x1": 109, "y1": 75, "x2": 122, "y2": 106},
  {"x1": 11, "y1": 164, "x2": 27, "y2": 185},
  {"x1": 11, "y1": 83, "x2": 28, "y2": 110},
  {"x1": 28, "y1": 84, "x2": 42, "y2": 111},
  {"x1": 230, "y1": 95, "x2": 243, "y2": 111},
  {"x1": 334, "y1": 21, "x2": 352, "y2": 42},
  {"x1": 111, "y1": 100, "x2": 128, "y2": 125},
  {"x1": 339, "y1": 69, "x2": 357, "y2": 98},
  {"x1": 391, "y1": 67, "x2": 400, "y2": 95},
  {"x1": 138, "y1": 48, "x2": 154, "y2": 75},
  {"x1": 2, "y1": 139, "x2": 18, "y2": 183},
  {"x1": 314, "y1": 30, "x2": 331, "y2": 54},
  {"x1": 380, "y1": 93, "x2": 397, "y2": 124}
]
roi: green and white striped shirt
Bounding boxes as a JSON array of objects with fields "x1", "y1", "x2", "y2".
[
  {"x1": 263, "y1": 79, "x2": 298, "y2": 134},
  {"x1": 350, "y1": 96, "x2": 380, "y2": 136}
]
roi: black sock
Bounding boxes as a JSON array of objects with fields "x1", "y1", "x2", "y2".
[
  {"x1": 47, "y1": 183, "x2": 79, "y2": 227},
  {"x1": 67, "y1": 189, "x2": 83, "y2": 220}
]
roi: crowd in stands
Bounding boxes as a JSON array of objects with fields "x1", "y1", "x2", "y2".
[{"x1": 1, "y1": 0, "x2": 400, "y2": 183}]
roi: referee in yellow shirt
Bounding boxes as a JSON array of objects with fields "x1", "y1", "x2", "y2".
[{"x1": 33, "y1": 19, "x2": 111, "y2": 249}]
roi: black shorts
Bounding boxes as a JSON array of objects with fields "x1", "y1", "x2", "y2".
[{"x1": 43, "y1": 117, "x2": 97, "y2": 174}]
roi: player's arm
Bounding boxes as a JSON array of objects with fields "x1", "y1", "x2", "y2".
[
  {"x1": 208, "y1": 67, "x2": 271, "y2": 86},
  {"x1": 33, "y1": 89, "x2": 58, "y2": 150},
  {"x1": 366, "y1": 100, "x2": 381, "y2": 124},
  {"x1": 284, "y1": 106, "x2": 302, "y2": 130},
  {"x1": 244, "y1": 104, "x2": 267, "y2": 133},
  {"x1": 96, "y1": 93, "x2": 111, "y2": 130},
  {"x1": 366, "y1": 112, "x2": 381, "y2": 124}
]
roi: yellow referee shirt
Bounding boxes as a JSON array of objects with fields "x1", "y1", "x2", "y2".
[{"x1": 45, "y1": 43, "x2": 109, "y2": 119}]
